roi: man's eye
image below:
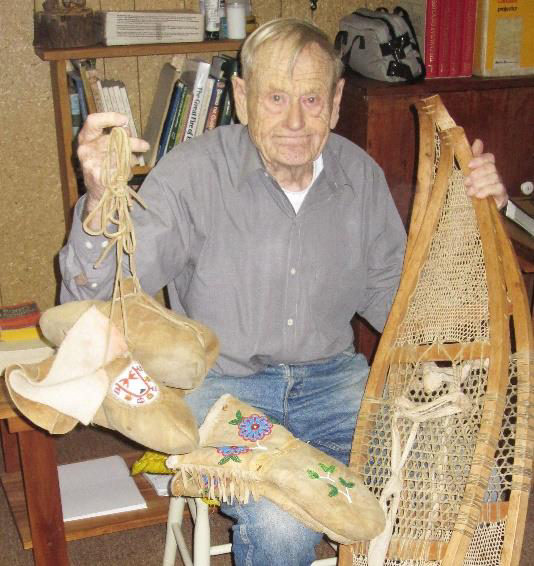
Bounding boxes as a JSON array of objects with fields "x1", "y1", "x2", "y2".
[
  {"x1": 271, "y1": 94, "x2": 282, "y2": 103},
  {"x1": 307, "y1": 96, "x2": 316, "y2": 104}
]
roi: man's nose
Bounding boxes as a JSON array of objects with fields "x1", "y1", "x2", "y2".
[{"x1": 286, "y1": 99, "x2": 304, "y2": 130}]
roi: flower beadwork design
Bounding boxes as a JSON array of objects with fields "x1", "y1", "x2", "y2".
[
  {"x1": 307, "y1": 463, "x2": 355, "y2": 503},
  {"x1": 229, "y1": 410, "x2": 273, "y2": 450},
  {"x1": 216, "y1": 445, "x2": 251, "y2": 465}
]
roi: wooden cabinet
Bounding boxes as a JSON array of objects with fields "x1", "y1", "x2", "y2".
[
  {"x1": 36, "y1": 39, "x2": 243, "y2": 227},
  {"x1": 334, "y1": 72, "x2": 534, "y2": 360}
]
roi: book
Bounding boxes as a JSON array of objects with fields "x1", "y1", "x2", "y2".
[
  {"x1": 505, "y1": 199, "x2": 534, "y2": 238},
  {"x1": 424, "y1": 0, "x2": 441, "y2": 77},
  {"x1": 142, "y1": 472, "x2": 172, "y2": 496},
  {"x1": 165, "y1": 82, "x2": 188, "y2": 153},
  {"x1": 156, "y1": 80, "x2": 183, "y2": 162},
  {"x1": 205, "y1": 78, "x2": 226, "y2": 131},
  {"x1": 143, "y1": 56, "x2": 186, "y2": 167},
  {"x1": 175, "y1": 90, "x2": 193, "y2": 145},
  {"x1": 99, "y1": 79, "x2": 114, "y2": 112},
  {"x1": 181, "y1": 59, "x2": 211, "y2": 142},
  {"x1": 460, "y1": 0, "x2": 477, "y2": 76},
  {"x1": 73, "y1": 60, "x2": 99, "y2": 114},
  {"x1": 0, "y1": 302, "x2": 42, "y2": 343},
  {"x1": 437, "y1": 0, "x2": 451, "y2": 76},
  {"x1": 57, "y1": 455, "x2": 147, "y2": 521},
  {"x1": 118, "y1": 84, "x2": 145, "y2": 166},
  {"x1": 0, "y1": 302, "x2": 40, "y2": 329},
  {"x1": 195, "y1": 76, "x2": 216, "y2": 136},
  {"x1": 97, "y1": 11, "x2": 204, "y2": 46},
  {"x1": 67, "y1": 67, "x2": 88, "y2": 122},
  {"x1": 216, "y1": 57, "x2": 239, "y2": 127},
  {"x1": 447, "y1": 0, "x2": 463, "y2": 77},
  {"x1": 473, "y1": 0, "x2": 534, "y2": 77}
]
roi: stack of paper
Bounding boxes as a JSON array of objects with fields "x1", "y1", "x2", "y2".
[{"x1": 58, "y1": 455, "x2": 147, "y2": 521}]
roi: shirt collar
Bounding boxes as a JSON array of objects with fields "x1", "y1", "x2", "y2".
[{"x1": 236, "y1": 126, "x2": 350, "y2": 197}]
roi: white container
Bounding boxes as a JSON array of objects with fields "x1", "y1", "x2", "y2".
[{"x1": 226, "y1": 0, "x2": 246, "y2": 39}]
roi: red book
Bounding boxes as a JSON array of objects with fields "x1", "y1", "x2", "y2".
[
  {"x1": 448, "y1": 0, "x2": 464, "y2": 76},
  {"x1": 460, "y1": 0, "x2": 477, "y2": 76},
  {"x1": 424, "y1": 0, "x2": 441, "y2": 77},
  {"x1": 0, "y1": 302, "x2": 40, "y2": 329},
  {"x1": 437, "y1": 0, "x2": 451, "y2": 76}
]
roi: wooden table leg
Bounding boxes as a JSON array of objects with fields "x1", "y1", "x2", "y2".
[
  {"x1": 1, "y1": 419, "x2": 20, "y2": 472},
  {"x1": 18, "y1": 428, "x2": 69, "y2": 566}
]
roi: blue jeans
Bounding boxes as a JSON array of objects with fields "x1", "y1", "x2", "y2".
[{"x1": 185, "y1": 351, "x2": 369, "y2": 566}]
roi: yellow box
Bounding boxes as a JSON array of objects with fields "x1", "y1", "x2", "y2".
[{"x1": 473, "y1": 0, "x2": 534, "y2": 76}]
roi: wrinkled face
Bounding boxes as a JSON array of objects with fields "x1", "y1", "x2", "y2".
[{"x1": 233, "y1": 41, "x2": 344, "y2": 176}]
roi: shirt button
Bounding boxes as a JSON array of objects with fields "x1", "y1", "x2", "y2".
[
  {"x1": 101, "y1": 241, "x2": 108, "y2": 248},
  {"x1": 84, "y1": 241, "x2": 93, "y2": 249},
  {"x1": 90, "y1": 282, "x2": 98, "y2": 288},
  {"x1": 287, "y1": 318, "x2": 294, "y2": 326},
  {"x1": 290, "y1": 267, "x2": 296, "y2": 275}
]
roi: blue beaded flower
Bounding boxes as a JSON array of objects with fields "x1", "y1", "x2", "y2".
[
  {"x1": 237, "y1": 414, "x2": 273, "y2": 442},
  {"x1": 216, "y1": 445, "x2": 250, "y2": 464},
  {"x1": 216, "y1": 445, "x2": 250, "y2": 456}
]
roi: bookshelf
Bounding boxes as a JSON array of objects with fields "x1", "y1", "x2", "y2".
[{"x1": 35, "y1": 39, "x2": 243, "y2": 228}]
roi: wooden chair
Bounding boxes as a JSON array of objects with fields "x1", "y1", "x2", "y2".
[{"x1": 162, "y1": 495, "x2": 338, "y2": 566}]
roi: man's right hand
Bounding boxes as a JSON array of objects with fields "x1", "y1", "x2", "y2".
[{"x1": 77, "y1": 112, "x2": 150, "y2": 229}]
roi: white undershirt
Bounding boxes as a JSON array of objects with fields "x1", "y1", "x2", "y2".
[{"x1": 281, "y1": 154, "x2": 324, "y2": 213}]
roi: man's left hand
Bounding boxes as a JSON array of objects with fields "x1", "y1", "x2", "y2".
[{"x1": 465, "y1": 139, "x2": 508, "y2": 210}]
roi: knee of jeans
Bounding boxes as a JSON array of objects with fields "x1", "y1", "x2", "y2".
[{"x1": 223, "y1": 497, "x2": 323, "y2": 550}]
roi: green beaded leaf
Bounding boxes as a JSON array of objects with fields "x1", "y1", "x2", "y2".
[
  {"x1": 229, "y1": 410, "x2": 243, "y2": 425},
  {"x1": 307, "y1": 469, "x2": 320, "y2": 479},
  {"x1": 338, "y1": 477, "x2": 355, "y2": 488},
  {"x1": 328, "y1": 485, "x2": 339, "y2": 497},
  {"x1": 319, "y1": 463, "x2": 336, "y2": 474}
]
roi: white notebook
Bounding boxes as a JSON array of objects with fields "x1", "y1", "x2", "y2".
[{"x1": 58, "y1": 455, "x2": 147, "y2": 522}]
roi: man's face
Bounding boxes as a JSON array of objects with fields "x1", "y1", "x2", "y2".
[{"x1": 233, "y1": 41, "x2": 344, "y2": 177}]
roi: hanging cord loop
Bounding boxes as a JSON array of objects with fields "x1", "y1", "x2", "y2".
[{"x1": 82, "y1": 126, "x2": 146, "y2": 337}]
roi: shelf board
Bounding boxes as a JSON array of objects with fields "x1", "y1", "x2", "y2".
[
  {"x1": 1, "y1": 452, "x2": 170, "y2": 550},
  {"x1": 35, "y1": 39, "x2": 243, "y2": 61}
]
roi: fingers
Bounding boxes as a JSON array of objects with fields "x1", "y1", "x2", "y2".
[
  {"x1": 78, "y1": 112, "x2": 129, "y2": 145},
  {"x1": 470, "y1": 138, "x2": 484, "y2": 158},
  {"x1": 465, "y1": 147, "x2": 508, "y2": 209},
  {"x1": 76, "y1": 112, "x2": 150, "y2": 200}
]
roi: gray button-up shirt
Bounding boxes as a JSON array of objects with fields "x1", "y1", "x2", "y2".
[{"x1": 60, "y1": 125, "x2": 406, "y2": 376}]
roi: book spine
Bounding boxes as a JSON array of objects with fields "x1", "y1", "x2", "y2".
[
  {"x1": 424, "y1": 0, "x2": 441, "y2": 77},
  {"x1": 96, "y1": 80, "x2": 109, "y2": 112},
  {"x1": 0, "y1": 302, "x2": 40, "y2": 328},
  {"x1": 183, "y1": 64, "x2": 210, "y2": 142},
  {"x1": 448, "y1": 0, "x2": 463, "y2": 77},
  {"x1": 164, "y1": 83, "x2": 186, "y2": 154},
  {"x1": 460, "y1": 0, "x2": 477, "y2": 77},
  {"x1": 195, "y1": 77, "x2": 215, "y2": 136},
  {"x1": 156, "y1": 82, "x2": 181, "y2": 162},
  {"x1": 69, "y1": 72, "x2": 88, "y2": 121},
  {"x1": 437, "y1": 0, "x2": 451, "y2": 76},
  {"x1": 102, "y1": 12, "x2": 203, "y2": 45},
  {"x1": 119, "y1": 86, "x2": 145, "y2": 166},
  {"x1": 89, "y1": 75, "x2": 105, "y2": 113},
  {"x1": 176, "y1": 91, "x2": 193, "y2": 144},
  {"x1": 205, "y1": 78, "x2": 226, "y2": 131}
]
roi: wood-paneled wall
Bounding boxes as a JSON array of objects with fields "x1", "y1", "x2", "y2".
[{"x1": 0, "y1": 0, "x2": 398, "y2": 308}]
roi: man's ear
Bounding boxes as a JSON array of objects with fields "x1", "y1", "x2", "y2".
[
  {"x1": 232, "y1": 76, "x2": 248, "y2": 125},
  {"x1": 329, "y1": 78, "x2": 345, "y2": 130}
]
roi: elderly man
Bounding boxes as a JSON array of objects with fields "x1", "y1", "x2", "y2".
[{"x1": 62, "y1": 18, "x2": 507, "y2": 566}]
